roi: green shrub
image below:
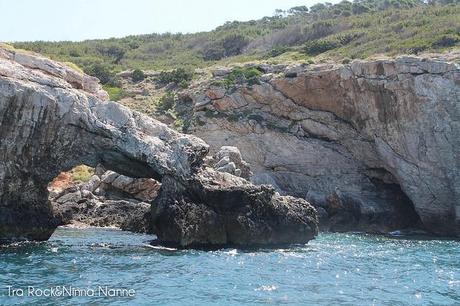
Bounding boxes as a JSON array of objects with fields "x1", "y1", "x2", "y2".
[
  {"x1": 132, "y1": 69, "x2": 145, "y2": 82},
  {"x1": 202, "y1": 44, "x2": 226, "y2": 61},
  {"x1": 432, "y1": 34, "x2": 460, "y2": 48},
  {"x1": 304, "y1": 31, "x2": 364, "y2": 55},
  {"x1": 304, "y1": 38, "x2": 340, "y2": 55},
  {"x1": 224, "y1": 67, "x2": 262, "y2": 88},
  {"x1": 408, "y1": 45, "x2": 428, "y2": 54},
  {"x1": 85, "y1": 63, "x2": 115, "y2": 84},
  {"x1": 157, "y1": 92, "x2": 176, "y2": 112},
  {"x1": 267, "y1": 46, "x2": 290, "y2": 57},
  {"x1": 222, "y1": 34, "x2": 249, "y2": 57},
  {"x1": 178, "y1": 80, "x2": 190, "y2": 89},
  {"x1": 157, "y1": 68, "x2": 193, "y2": 85}
]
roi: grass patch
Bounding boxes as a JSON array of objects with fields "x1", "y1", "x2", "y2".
[
  {"x1": 63, "y1": 61, "x2": 84, "y2": 74},
  {"x1": 102, "y1": 85, "x2": 123, "y2": 101},
  {"x1": 0, "y1": 42, "x2": 15, "y2": 51},
  {"x1": 70, "y1": 165, "x2": 93, "y2": 183}
]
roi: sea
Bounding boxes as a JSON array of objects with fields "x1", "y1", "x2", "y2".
[{"x1": 0, "y1": 227, "x2": 459, "y2": 305}]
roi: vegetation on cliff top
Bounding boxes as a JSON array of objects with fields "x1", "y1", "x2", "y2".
[{"x1": 8, "y1": 0, "x2": 459, "y2": 84}]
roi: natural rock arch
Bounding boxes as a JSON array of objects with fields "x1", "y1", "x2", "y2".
[{"x1": 0, "y1": 47, "x2": 317, "y2": 246}]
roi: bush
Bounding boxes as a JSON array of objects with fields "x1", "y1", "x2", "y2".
[
  {"x1": 157, "y1": 68, "x2": 193, "y2": 85},
  {"x1": 202, "y1": 44, "x2": 226, "y2": 61},
  {"x1": 85, "y1": 63, "x2": 115, "y2": 84},
  {"x1": 157, "y1": 92, "x2": 176, "y2": 112},
  {"x1": 304, "y1": 21, "x2": 335, "y2": 41},
  {"x1": 431, "y1": 34, "x2": 460, "y2": 48},
  {"x1": 408, "y1": 45, "x2": 428, "y2": 54},
  {"x1": 304, "y1": 31, "x2": 364, "y2": 55},
  {"x1": 222, "y1": 34, "x2": 249, "y2": 57},
  {"x1": 132, "y1": 69, "x2": 145, "y2": 82},
  {"x1": 224, "y1": 67, "x2": 262, "y2": 88},
  {"x1": 304, "y1": 38, "x2": 340, "y2": 55},
  {"x1": 202, "y1": 34, "x2": 248, "y2": 61},
  {"x1": 63, "y1": 61, "x2": 84, "y2": 74},
  {"x1": 267, "y1": 46, "x2": 290, "y2": 57}
]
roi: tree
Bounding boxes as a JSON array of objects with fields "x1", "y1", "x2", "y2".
[
  {"x1": 202, "y1": 44, "x2": 225, "y2": 61},
  {"x1": 274, "y1": 9, "x2": 286, "y2": 17},
  {"x1": 288, "y1": 6, "x2": 309, "y2": 15},
  {"x1": 86, "y1": 63, "x2": 115, "y2": 85},
  {"x1": 310, "y1": 3, "x2": 327, "y2": 13},
  {"x1": 132, "y1": 69, "x2": 145, "y2": 82},
  {"x1": 107, "y1": 46, "x2": 126, "y2": 64},
  {"x1": 96, "y1": 44, "x2": 126, "y2": 64}
]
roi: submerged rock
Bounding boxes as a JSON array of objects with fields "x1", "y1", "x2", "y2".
[{"x1": 0, "y1": 46, "x2": 318, "y2": 247}]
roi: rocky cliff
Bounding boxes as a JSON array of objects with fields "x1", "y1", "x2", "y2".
[
  {"x1": 0, "y1": 47, "x2": 318, "y2": 247},
  {"x1": 176, "y1": 53, "x2": 459, "y2": 236}
]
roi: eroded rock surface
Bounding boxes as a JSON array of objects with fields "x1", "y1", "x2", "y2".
[
  {"x1": 206, "y1": 146, "x2": 252, "y2": 180},
  {"x1": 182, "y1": 54, "x2": 459, "y2": 236},
  {"x1": 152, "y1": 169, "x2": 317, "y2": 247},
  {"x1": 0, "y1": 47, "x2": 318, "y2": 246},
  {"x1": 50, "y1": 165, "x2": 161, "y2": 233}
]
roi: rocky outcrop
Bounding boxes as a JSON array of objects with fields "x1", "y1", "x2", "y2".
[
  {"x1": 0, "y1": 47, "x2": 318, "y2": 246},
  {"x1": 206, "y1": 146, "x2": 252, "y2": 180},
  {"x1": 182, "y1": 53, "x2": 460, "y2": 236},
  {"x1": 152, "y1": 169, "x2": 317, "y2": 247},
  {"x1": 53, "y1": 188, "x2": 152, "y2": 233},
  {"x1": 50, "y1": 166, "x2": 161, "y2": 233}
]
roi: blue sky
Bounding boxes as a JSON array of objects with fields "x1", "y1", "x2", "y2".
[{"x1": 0, "y1": 0, "x2": 339, "y2": 42}]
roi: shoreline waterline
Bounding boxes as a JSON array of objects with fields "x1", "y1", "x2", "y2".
[{"x1": 0, "y1": 227, "x2": 458, "y2": 305}]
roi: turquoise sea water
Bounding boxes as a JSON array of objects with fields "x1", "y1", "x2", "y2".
[{"x1": 0, "y1": 227, "x2": 459, "y2": 306}]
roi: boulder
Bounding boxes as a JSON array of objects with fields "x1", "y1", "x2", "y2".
[
  {"x1": 54, "y1": 194, "x2": 151, "y2": 234},
  {"x1": 209, "y1": 146, "x2": 252, "y2": 180},
  {"x1": 152, "y1": 169, "x2": 318, "y2": 247}
]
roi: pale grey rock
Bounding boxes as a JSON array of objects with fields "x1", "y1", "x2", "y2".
[
  {"x1": 209, "y1": 146, "x2": 252, "y2": 180},
  {"x1": 82, "y1": 175, "x2": 101, "y2": 193},
  {"x1": 211, "y1": 68, "x2": 232, "y2": 77}
]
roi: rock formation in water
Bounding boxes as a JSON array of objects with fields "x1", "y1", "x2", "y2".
[
  {"x1": 51, "y1": 146, "x2": 252, "y2": 234},
  {"x1": 177, "y1": 53, "x2": 459, "y2": 236},
  {"x1": 0, "y1": 47, "x2": 318, "y2": 246}
]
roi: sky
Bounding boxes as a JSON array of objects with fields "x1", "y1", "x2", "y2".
[{"x1": 0, "y1": 0, "x2": 339, "y2": 42}]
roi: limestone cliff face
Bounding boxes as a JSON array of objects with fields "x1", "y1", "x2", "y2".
[
  {"x1": 183, "y1": 54, "x2": 460, "y2": 236},
  {"x1": 0, "y1": 47, "x2": 318, "y2": 247}
]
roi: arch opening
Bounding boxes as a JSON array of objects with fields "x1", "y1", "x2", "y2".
[{"x1": 48, "y1": 165, "x2": 160, "y2": 234}]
